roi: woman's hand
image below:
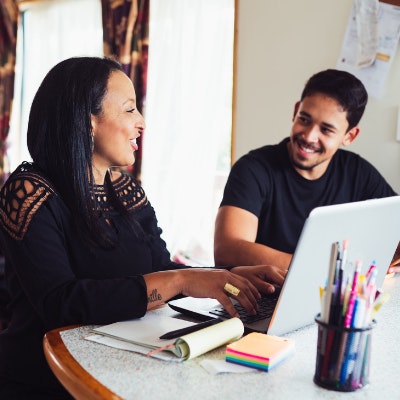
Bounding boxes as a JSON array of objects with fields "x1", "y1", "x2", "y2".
[
  {"x1": 144, "y1": 265, "x2": 285, "y2": 318},
  {"x1": 144, "y1": 268, "x2": 261, "y2": 318},
  {"x1": 229, "y1": 265, "x2": 287, "y2": 295},
  {"x1": 177, "y1": 268, "x2": 261, "y2": 318}
]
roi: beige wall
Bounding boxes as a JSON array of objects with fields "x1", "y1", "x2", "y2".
[{"x1": 234, "y1": 0, "x2": 400, "y2": 193}]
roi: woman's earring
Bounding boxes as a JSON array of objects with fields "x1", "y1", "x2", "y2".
[{"x1": 91, "y1": 133, "x2": 94, "y2": 153}]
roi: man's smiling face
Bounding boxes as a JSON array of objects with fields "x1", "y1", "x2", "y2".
[{"x1": 288, "y1": 93, "x2": 359, "y2": 180}]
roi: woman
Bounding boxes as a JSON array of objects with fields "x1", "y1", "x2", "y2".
[{"x1": 0, "y1": 57, "x2": 285, "y2": 399}]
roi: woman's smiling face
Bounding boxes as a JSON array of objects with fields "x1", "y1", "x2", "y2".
[{"x1": 91, "y1": 70, "x2": 145, "y2": 182}]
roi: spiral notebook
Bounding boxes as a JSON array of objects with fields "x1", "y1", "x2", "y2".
[{"x1": 169, "y1": 196, "x2": 400, "y2": 336}]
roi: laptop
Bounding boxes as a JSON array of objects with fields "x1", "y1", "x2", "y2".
[{"x1": 168, "y1": 196, "x2": 400, "y2": 336}]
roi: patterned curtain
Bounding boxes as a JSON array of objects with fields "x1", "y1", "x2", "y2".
[
  {"x1": 0, "y1": 0, "x2": 19, "y2": 186},
  {"x1": 101, "y1": 0, "x2": 149, "y2": 181}
]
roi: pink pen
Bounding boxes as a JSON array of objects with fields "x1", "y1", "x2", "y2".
[
  {"x1": 366, "y1": 268, "x2": 377, "y2": 299},
  {"x1": 343, "y1": 260, "x2": 361, "y2": 328},
  {"x1": 365, "y1": 262, "x2": 376, "y2": 281}
]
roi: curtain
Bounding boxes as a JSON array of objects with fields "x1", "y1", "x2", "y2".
[
  {"x1": 141, "y1": 0, "x2": 234, "y2": 264},
  {"x1": 101, "y1": 0, "x2": 149, "y2": 181},
  {"x1": 7, "y1": 0, "x2": 103, "y2": 173},
  {"x1": 0, "y1": 0, "x2": 19, "y2": 186}
]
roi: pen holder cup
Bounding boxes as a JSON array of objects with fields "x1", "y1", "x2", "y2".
[{"x1": 313, "y1": 314, "x2": 376, "y2": 392}]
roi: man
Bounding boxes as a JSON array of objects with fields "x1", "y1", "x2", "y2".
[{"x1": 214, "y1": 69, "x2": 398, "y2": 273}]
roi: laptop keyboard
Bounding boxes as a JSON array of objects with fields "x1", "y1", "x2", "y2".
[{"x1": 209, "y1": 293, "x2": 279, "y2": 323}]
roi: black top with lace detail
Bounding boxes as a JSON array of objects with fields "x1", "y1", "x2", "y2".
[
  {"x1": 0, "y1": 164, "x2": 56, "y2": 241},
  {"x1": 0, "y1": 163, "x2": 150, "y2": 241},
  {"x1": 0, "y1": 163, "x2": 183, "y2": 392},
  {"x1": 94, "y1": 171, "x2": 148, "y2": 215}
]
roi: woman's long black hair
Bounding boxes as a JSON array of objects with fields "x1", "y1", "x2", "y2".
[{"x1": 27, "y1": 56, "x2": 128, "y2": 248}]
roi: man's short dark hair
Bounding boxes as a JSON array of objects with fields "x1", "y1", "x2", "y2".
[{"x1": 301, "y1": 69, "x2": 368, "y2": 130}]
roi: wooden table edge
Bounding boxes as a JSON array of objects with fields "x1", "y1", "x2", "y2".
[{"x1": 43, "y1": 325, "x2": 123, "y2": 400}]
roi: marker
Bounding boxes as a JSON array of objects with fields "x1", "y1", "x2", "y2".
[
  {"x1": 342, "y1": 276, "x2": 351, "y2": 317},
  {"x1": 339, "y1": 295, "x2": 366, "y2": 386},
  {"x1": 340, "y1": 239, "x2": 349, "y2": 271},
  {"x1": 357, "y1": 265, "x2": 378, "y2": 327},
  {"x1": 343, "y1": 260, "x2": 361, "y2": 328},
  {"x1": 334, "y1": 248, "x2": 346, "y2": 324},
  {"x1": 323, "y1": 242, "x2": 339, "y2": 323},
  {"x1": 159, "y1": 318, "x2": 223, "y2": 340},
  {"x1": 366, "y1": 264, "x2": 377, "y2": 286},
  {"x1": 365, "y1": 268, "x2": 377, "y2": 303}
]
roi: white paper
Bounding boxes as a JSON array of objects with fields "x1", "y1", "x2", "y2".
[
  {"x1": 337, "y1": 0, "x2": 400, "y2": 98},
  {"x1": 200, "y1": 359, "x2": 258, "y2": 375},
  {"x1": 354, "y1": 0, "x2": 379, "y2": 68},
  {"x1": 86, "y1": 333, "x2": 181, "y2": 361},
  {"x1": 88, "y1": 314, "x2": 244, "y2": 361},
  {"x1": 91, "y1": 313, "x2": 196, "y2": 350}
]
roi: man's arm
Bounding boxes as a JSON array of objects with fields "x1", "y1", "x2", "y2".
[{"x1": 214, "y1": 205, "x2": 292, "y2": 272}]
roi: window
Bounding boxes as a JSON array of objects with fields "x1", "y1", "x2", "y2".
[
  {"x1": 8, "y1": 0, "x2": 103, "y2": 169},
  {"x1": 142, "y1": 0, "x2": 234, "y2": 265}
]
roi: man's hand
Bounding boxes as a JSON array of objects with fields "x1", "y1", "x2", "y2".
[{"x1": 229, "y1": 265, "x2": 287, "y2": 295}]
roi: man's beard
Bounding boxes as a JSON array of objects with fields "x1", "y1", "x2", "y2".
[{"x1": 291, "y1": 159, "x2": 315, "y2": 171}]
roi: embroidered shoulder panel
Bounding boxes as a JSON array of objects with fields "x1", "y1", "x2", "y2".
[
  {"x1": 0, "y1": 169, "x2": 56, "y2": 241},
  {"x1": 94, "y1": 173, "x2": 149, "y2": 214}
]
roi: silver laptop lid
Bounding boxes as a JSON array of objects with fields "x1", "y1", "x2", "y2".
[{"x1": 268, "y1": 196, "x2": 400, "y2": 335}]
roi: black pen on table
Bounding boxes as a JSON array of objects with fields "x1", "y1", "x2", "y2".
[{"x1": 159, "y1": 318, "x2": 223, "y2": 340}]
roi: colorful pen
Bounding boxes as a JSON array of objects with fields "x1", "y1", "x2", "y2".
[{"x1": 343, "y1": 260, "x2": 361, "y2": 328}]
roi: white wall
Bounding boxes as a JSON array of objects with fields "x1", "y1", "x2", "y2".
[{"x1": 234, "y1": 0, "x2": 400, "y2": 193}]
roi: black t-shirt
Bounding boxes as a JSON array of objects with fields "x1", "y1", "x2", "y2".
[{"x1": 220, "y1": 138, "x2": 397, "y2": 254}]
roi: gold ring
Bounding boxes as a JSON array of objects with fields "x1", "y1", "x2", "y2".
[{"x1": 224, "y1": 283, "x2": 240, "y2": 297}]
